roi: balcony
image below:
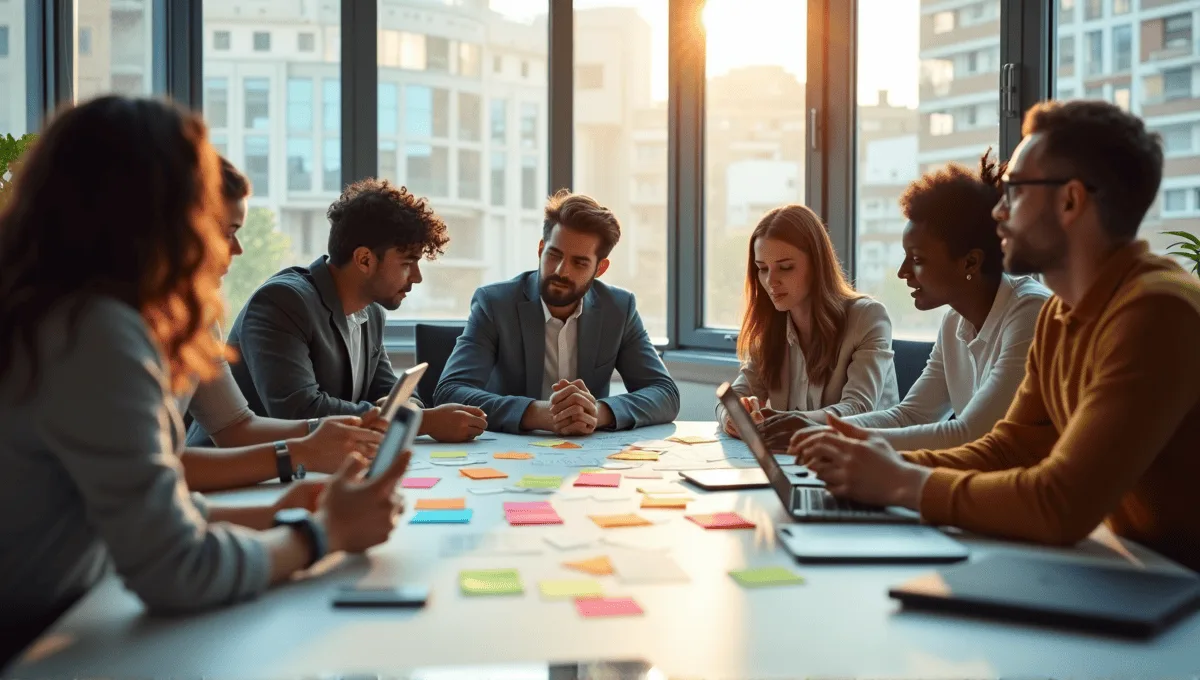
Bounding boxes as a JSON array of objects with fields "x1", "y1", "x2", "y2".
[{"x1": 1149, "y1": 43, "x2": 1196, "y2": 62}]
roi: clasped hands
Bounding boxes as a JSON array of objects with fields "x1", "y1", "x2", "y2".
[{"x1": 526, "y1": 378, "x2": 612, "y2": 436}]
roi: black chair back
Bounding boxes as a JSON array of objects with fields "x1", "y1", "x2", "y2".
[
  {"x1": 893, "y1": 339, "x2": 934, "y2": 401},
  {"x1": 413, "y1": 323, "x2": 466, "y2": 405}
]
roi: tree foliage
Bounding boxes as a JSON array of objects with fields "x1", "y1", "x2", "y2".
[{"x1": 222, "y1": 207, "x2": 293, "y2": 327}]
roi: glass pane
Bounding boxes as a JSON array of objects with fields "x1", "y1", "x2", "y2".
[
  {"x1": 0, "y1": 4, "x2": 28, "y2": 140},
  {"x1": 572, "y1": 0, "x2": 669, "y2": 343},
  {"x1": 854, "y1": 0, "x2": 1000, "y2": 341},
  {"x1": 74, "y1": 0, "x2": 155, "y2": 100},
  {"x1": 703, "y1": 0, "x2": 807, "y2": 329},
  {"x1": 1054, "y1": 0, "x2": 1200, "y2": 260},
  {"x1": 204, "y1": 0, "x2": 340, "y2": 324},
  {"x1": 379, "y1": 0, "x2": 547, "y2": 320}
]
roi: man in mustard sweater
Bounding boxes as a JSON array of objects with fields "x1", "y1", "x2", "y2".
[{"x1": 790, "y1": 100, "x2": 1200, "y2": 572}]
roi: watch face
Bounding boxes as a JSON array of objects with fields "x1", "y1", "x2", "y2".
[
  {"x1": 275, "y1": 507, "x2": 309, "y2": 524},
  {"x1": 295, "y1": 464, "x2": 307, "y2": 480}
]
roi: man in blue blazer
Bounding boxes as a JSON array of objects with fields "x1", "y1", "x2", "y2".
[{"x1": 434, "y1": 191, "x2": 680, "y2": 434}]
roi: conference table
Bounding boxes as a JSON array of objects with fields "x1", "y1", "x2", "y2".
[{"x1": 15, "y1": 421, "x2": 1200, "y2": 679}]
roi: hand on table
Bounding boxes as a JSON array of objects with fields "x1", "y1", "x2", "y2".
[
  {"x1": 548, "y1": 379, "x2": 605, "y2": 435},
  {"x1": 787, "y1": 415, "x2": 929, "y2": 510},
  {"x1": 722, "y1": 396, "x2": 764, "y2": 439},
  {"x1": 757, "y1": 408, "x2": 823, "y2": 451},
  {"x1": 420, "y1": 403, "x2": 488, "y2": 442},
  {"x1": 318, "y1": 450, "x2": 411, "y2": 554}
]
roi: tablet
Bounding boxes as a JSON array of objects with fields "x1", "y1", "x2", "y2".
[
  {"x1": 680, "y1": 468, "x2": 824, "y2": 491},
  {"x1": 380, "y1": 362, "x2": 428, "y2": 421},
  {"x1": 779, "y1": 524, "x2": 969, "y2": 564}
]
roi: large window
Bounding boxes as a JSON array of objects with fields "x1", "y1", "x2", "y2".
[
  {"x1": 703, "y1": 0, "x2": 808, "y2": 330},
  {"x1": 573, "y1": 0, "x2": 669, "y2": 342},
  {"x1": 204, "y1": 2, "x2": 339, "y2": 323},
  {"x1": 0, "y1": 5, "x2": 26, "y2": 139},
  {"x1": 74, "y1": 1, "x2": 154, "y2": 100},
  {"x1": 378, "y1": 1, "x2": 548, "y2": 320},
  {"x1": 854, "y1": 0, "x2": 1001, "y2": 340}
]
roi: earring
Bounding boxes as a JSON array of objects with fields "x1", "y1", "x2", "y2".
[{"x1": 966, "y1": 274, "x2": 973, "y2": 281}]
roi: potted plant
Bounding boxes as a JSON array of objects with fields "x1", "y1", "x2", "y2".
[
  {"x1": 0, "y1": 132, "x2": 38, "y2": 210},
  {"x1": 1163, "y1": 230, "x2": 1200, "y2": 276}
]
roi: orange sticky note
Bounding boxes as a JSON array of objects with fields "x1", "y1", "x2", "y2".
[
  {"x1": 687, "y1": 512, "x2": 756, "y2": 530},
  {"x1": 589, "y1": 513, "x2": 653, "y2": 529},
  {"x1": 494, "y1": 452, "x2": 534, "y2": 460},
  {"x1": 563, "y1": 555, "x2": 615, "y2": 576},
  {"x1": 641, "y1": 496, "x2": 689, "y2": 509},
  {"x1": 415, "y1": 498, "x2": 466, "y2": 510},
  {"x1": 460, "y1": 467, "x2": 509, "y2": 480},
  {"x1": 608, "y1": 450, "x2": 659, "y2": 461},
  {"x1": 553, "y1": 442, "x2": 583, "y2": 450}
]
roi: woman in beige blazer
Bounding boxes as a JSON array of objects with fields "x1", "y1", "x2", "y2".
[{"x1": 717, "y1": 204, "x2": 898, "y2": 449}]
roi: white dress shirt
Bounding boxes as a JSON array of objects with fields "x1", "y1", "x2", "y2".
[
  {"x1": 346, "y1": 308, "x2": 370, "y2": 402},
  {"x1": 845, "y1": 274, "x2": 1050, "y2": 450},
  {"x1": 541, "y1": 299, "x2": 584, "y2": 400}
]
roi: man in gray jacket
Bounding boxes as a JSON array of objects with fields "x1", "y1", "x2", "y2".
[
  {"x1": 435, "y1": 191, "x2": 680, "y2": 434},
  {"x1": 219, "y1": 179, "x2": 487, "y2": 443}
]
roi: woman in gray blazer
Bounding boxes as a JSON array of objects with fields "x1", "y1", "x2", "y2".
[
  {"x1": 717, "y1": 204, "x2": 898, "y2": 448},
  {"x1": 0, "y1": 97, "x2": 407, "y2": 663}
]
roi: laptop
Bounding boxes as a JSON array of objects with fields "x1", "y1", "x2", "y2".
[
  {"x1": 716, "y1": 382, "x2": 920, "y2": 524},
  {"x1": 889, "y1": 553, "x2": 1200, "y2": 638}
]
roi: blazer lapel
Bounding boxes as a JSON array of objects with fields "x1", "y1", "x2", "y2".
[
  {"x1": 310, "y1": 257, "x2": 355, "y2": 388},
  {"x1": 576, "y1": 288, "x2": 602, "y2": 389},
  {"x1": 519, "y1": 274, "x2": 546, "y2": 399}
]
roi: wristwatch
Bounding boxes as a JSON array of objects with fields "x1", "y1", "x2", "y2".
[
  {"x1": 306, "y1": 417, "x2": 320, "y2": 435},
  {"x1": 272, "y1": 508, "x2": 328, "y2": 569},
  {"x1": 274, "y1": 440, "x2": 306, "y2": 483}
]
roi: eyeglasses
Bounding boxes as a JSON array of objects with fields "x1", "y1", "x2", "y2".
[{"x1": 1000, "y1": 177, "x2": 1097, "y2": 205}]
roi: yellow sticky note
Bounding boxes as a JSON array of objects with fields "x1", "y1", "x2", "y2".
[
  {"x1": 538, "y1": 579, "x2": 604, "y2": 599},
  {"x1": 460, "y1": 467, "x2": 508, "y2": 480},
  {"x1": 531, "y1": 440, "x2": 568, "y2": 448},
  {"x1": 608, "y1": 450, "x2": 660, "y2": 461},
  {"x1": 494, "y1": 452, "x2": 534, "y2": 460},
  {"x1": 415, "y1": 498, "x2": 466, "y2": 510},
  {"x1": 563, "y1": 556, "x2": 614, "y2": 576},
  {"x1": 640, "y1": 496, "x2": 689, "y2": 509},
  {"x1": 589, "y1": 513, "x2": 653, "y2": 529},
  {"x1": 667, "y1": 435, "x2": 719, "y2": 445}
]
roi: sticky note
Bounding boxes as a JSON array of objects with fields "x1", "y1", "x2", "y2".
[
  {"x1": 460, "y1": 467, "x2": 508, "y2": 480},
  {"x1": 610, "y1": 552, "x2": 690, "y2": 583},
  {"x1": 729, "y1": 566, "x2": 806, "y2": 588},
  {"x1": 574, "y1": 472, "x2": 621, "y2": 488},
  {"x1": 575, "y1": 596, "x2": 643, "y2": 618},
  {"x1": 563, "y1": 555, "x2": 615, "y2": 576},
  {"x1": 467, "y1": 487, "x2": 506, "y2": 495},
  {"x1": 553, "y1": 441, "x2": 583, "y2": 450},
  {"x1": 401, "y1": 477, "x2": 439, "y2": 489},
  {"x1": 410, "y1": 509, "x2": 473, "y2": 524},
  {"x1": 415, "y1": 498, "x2": 466, "y2": 510},
  {"x1": 516, "y1": 475, "x2": 563, "y2": 489},
  {"x1": 608, "y1": 450, "x2": 660, "y2": 461},
  {"x1": 531, "y1": 440, "x2": 568, "y2": 448},
  {"x1": 507, "y1": 512, "x2": 563, "y2": 526},
  {"x1": 539, "y1": 579, "x2": 604, "y2": 599},
  {"x1": 459, "y1": 569, "x2": 523, "y2": 596},
  {"x1": 589, "y1": 513, "x2": 652, "y2": 529},
  {"x1": 504, "y1": 501, "x2": 553, "y2": 512},
  {"x1": 641, "y1": 496, "x2": 689, "y2": 509},
  {"x1": 623, "y1": 470, "x2": 663, "y2": 480},
  {"x1": 687, "y1": 512, "x2": 756, "y2": 530},
  {"x1": 544, "y1": 535, "x2": 596, "y2": 551},
  {"x1": 494, "y1": 452, "x2": 534, "y2": 460},
  {"x1": 430, "y1": 451, "x2": 468, "y2": 459},
  {"x1": 668, "y1": 435, "x2": 719, "y2": 445},
  {"x1": 636, "y1": 484, "x2": 689, "y2": 495}
]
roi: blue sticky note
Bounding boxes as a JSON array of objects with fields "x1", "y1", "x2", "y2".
[{"x1": 410, "y1": 509, "x2": 473, "y2": 524}]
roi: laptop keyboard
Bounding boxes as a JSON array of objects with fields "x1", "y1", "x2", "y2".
[{"x1": 799, "y1": 487, "x2": 905, "y2": 521}]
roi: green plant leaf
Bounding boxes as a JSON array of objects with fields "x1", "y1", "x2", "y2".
[
  {"x1": 1167, "y1": 242, "x2": 1200, "y2": 254},
  {"x1": 1161, "y1": 230, "x2": 1200, "y2": 247}
]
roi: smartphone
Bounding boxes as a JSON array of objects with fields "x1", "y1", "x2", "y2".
[
  {"x1": 379, "y1": 362, "x2": 429, "y2": 422},
  {"x1": 331, "y1": 585, "x2": 430, "y2": 609},
  {"x1": 368, "y1": 404, "x2": 422, "y2": 478}
]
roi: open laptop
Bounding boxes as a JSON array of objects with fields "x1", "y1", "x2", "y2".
[
  {"x1": 380, "y1": 363, "x2": 429, "y2": 421},
  {"x1": 716, "y1": 382, "x2": 919, "y2": 523}
]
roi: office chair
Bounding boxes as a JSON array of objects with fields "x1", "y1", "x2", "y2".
[
  {"x1": 892, "y1": 339, "x2": 934, "y2": 401},
  {"x1": 414, "y1": 323, "x2": 466, "y2": 405}
]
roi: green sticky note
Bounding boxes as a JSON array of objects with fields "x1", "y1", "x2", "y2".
[
  {"x1": 460, "y1": 569, "x2": 524, "y2": 596},
  {"x1": 516, "y1": 475, "x2": 563, "y2": 489},
  {"x1": 538, "y1": 579, "x2": 604, "y2": 599},
  {"x1": 729, "y1": 566, "x2": 806, "y2": 588},
  {"x1": 431, "y1": 451, "x2": 468, "y2": 459}
]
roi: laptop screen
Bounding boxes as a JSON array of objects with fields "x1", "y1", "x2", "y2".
[{"x1": 716, "y1": 383, "x2": 796, "y2": 509}]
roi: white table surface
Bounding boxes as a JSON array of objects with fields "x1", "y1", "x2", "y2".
[{"x1": 15, "y1": 422, "x2": 1200, "y2": 679}]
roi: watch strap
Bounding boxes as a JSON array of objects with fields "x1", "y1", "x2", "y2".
[
  {"x1": 274, "y1": 440, "x2": 294, "y2": 483},
  {"x1": 273, "y1": 510, "x2": 328, "y2": 569}
]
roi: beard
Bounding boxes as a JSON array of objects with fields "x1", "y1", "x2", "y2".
[
  {"x1": 1001, "y1": 209, "x2": 1068, "y2": 276},
  {"x1": 540, "y1": 274, "x2": 591, "y2": 307}
]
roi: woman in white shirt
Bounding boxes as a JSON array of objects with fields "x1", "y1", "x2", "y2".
[
  {"x1": 717, "y1": 204, "x2": 899, "y2": 446},
  {"x1": 838, "y1": 150, "x2": 1049, "y2": 450}
]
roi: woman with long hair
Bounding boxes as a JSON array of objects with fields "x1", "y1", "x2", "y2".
[
  {"x1": 792, "y1": 151, "x2": 1049, "y2": 452},
  {"x1": 0, "y1": 97, "x2": 407, "y2": 661},
  {"x1": 717, "y1": 204, "x2": 898, "y2": 449}
]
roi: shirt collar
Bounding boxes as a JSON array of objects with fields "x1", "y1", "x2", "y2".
[
  {"x1": 1058, "y1": 240, "x2": 1149, "y2": 325},
  {"x1": 785, "y1": 315, "x2": 801, "y2": 347},
  {"x1": 346, "y1": 308, "x2": 370, "y2": 327},
  {"x1": 542, "y1": 298, "x2": 584, "y2": 324},
  {"x1": 956, "y1": 274, "x2": 1015, "y2": 344}
]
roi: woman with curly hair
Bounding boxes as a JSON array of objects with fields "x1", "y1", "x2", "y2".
[{"x1": 0, "y1": 97, "x2": 409, "y2": 662}]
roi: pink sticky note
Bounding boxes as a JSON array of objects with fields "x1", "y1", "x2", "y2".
[
  {"x1": 506, "y1": 510, "x2": 564, "y2": 526},
  {"x1": 575, "y1": 596, "x2": 644, "y2": 618},
  {"x1": 504, "y1": 501, "x2": 553, "y2": 512},
  {"x1": 687, "y1": 512, "x2": 756, "y2": 530},
  {"x1": 574, "y1": 473, "x2": 621, "y2": 488},
  {"x1": 402, "y1": 477, "x2": 440, "y2": 489}
]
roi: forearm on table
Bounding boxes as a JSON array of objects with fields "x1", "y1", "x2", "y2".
[
  {"x1": 180, "y1": 444, "x2": 282, "y2": 492},
  {"x1": 208, "y1": 505, "x2": 276, "y2": 531},
  {"x1": 211, "y1": 415, "x2": 308, "y2": 448}
]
